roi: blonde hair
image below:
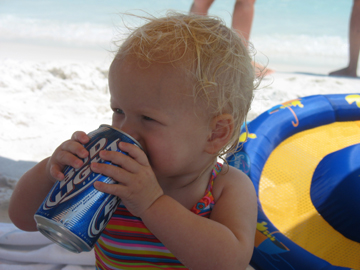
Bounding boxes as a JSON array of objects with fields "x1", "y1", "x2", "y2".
[{"x1": 115, "y1": 11, "x2": 256, "y2": 158}]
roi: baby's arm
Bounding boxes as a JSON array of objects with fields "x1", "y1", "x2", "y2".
[
  {"x1": 9, "y1": 158, "x2": 55, "y2": 231},
  {"x1": 140, "y1": 166, "x2": 257, "y2": 270},
  {"x1": 8, "y1": 131, "x2": 90, "y2": 231}
]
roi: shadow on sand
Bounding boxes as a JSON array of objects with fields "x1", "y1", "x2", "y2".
[{"x1": 0, "y1": 156, "x2": 37, "y2": 180}]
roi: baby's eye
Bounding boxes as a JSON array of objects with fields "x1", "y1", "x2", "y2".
[
  {"x1": 142, "y1": 115, "x2": 154, "y2": 121},
  {"x1": 114, "y1": 108, "x2": 124, "y2": 114}
]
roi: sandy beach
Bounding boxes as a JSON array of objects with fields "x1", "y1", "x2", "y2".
[{"x1": 1, "y1": 34, "x2": 360, "y2": 269}]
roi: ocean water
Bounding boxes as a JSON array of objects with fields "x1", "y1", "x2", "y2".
[{"x1": 0, "y1": 0, "x2": 353, "y2": 67}]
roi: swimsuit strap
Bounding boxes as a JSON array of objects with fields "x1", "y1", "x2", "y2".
[{"x1": 191, "y1": 162, "x2": 223, "y2": 216}]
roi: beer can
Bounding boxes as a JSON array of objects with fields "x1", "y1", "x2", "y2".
[{"x1": 34, "y1": 124, "x2": 142, "y2": 253}]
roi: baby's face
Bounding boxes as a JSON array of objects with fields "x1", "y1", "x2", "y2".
[{"x1": 108, "y1": 56, "x2": 213, "y2": 182}]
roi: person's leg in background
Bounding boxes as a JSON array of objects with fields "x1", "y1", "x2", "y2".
[
  {"x1": 232, "y1": 0, "x2": 255, "y2": 44},
  {"x1": 330, "y1": 0, "x2": 360, "y2": 77},
  {"x1": 232, "y1": 0, "x2": 273, "y2": 76},
  {"x1": 190, "y1": 0, "x2": 214, "y2": 15},
  {"x1": 190, "y1": 0, "x2": 273, "y2": 76}
]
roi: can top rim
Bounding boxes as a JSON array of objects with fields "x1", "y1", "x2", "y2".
[{"x1": 99, "y1": 124, "x2": 144, "y2": 151}]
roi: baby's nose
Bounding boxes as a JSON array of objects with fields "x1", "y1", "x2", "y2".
[{"x1": 118, "y1": 123, "x2": 141, "y2": 145}]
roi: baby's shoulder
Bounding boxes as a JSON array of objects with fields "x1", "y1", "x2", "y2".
[{"x1": 212, "y1": 163, "x2": 255, "y2": 201}]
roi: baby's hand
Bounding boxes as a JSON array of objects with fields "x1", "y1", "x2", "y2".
[
  {"x1": 92, "y1": 142, "x2": 163, "y2": 217},
  {"x1": 46, "y1": 131, "x2": 90, "y2": 183}
]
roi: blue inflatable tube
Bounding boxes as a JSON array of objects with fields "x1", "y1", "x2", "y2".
[{"x1": 226, "y1": 94, "x2": 360, "y2": 270}]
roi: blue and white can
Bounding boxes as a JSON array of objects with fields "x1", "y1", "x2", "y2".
[{"x1": 34, "y1": 124, "x2": 142, "y2": 253}]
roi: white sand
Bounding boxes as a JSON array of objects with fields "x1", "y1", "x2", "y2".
[{"x1": 0, "y1": 42, "x2": 359, "y2": 269}]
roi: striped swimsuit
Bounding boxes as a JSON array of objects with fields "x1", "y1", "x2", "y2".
[{"x1": 95, "y1": 163, "x2": 223, "y2": 270}]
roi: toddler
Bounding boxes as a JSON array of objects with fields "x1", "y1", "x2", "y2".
[{"x1": 9, "y1": 12, "x2": 257, "y2": 270}]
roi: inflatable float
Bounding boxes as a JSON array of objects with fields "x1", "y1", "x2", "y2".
[{"x1": 226, "y1": 94, "x2": 360, "y2": 270}]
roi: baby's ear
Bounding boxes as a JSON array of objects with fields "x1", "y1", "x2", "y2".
[{"x1": 205, "y1": 114, "x2": 234, "y2": 155}]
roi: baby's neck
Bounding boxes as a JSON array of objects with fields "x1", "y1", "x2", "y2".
[{"x1": 157, "y1": 161, "x2": 216, "y2": 210}]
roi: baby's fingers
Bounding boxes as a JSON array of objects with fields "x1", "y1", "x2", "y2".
[
  {"x1": 119, "y1": 142, "x2": 149, "y2": 166},
  {"x1": 60, "y1": 138, "x2": 89, "y2": 160},
  {"x1": 94, "y1": 181, "x2": 124, "y2": 197},
  {"x1": 71, "y1": 131, "x2": 90, "y2": 145},
  {"x1": 49, "y1": 140, "x2": 88, "y2": 180},
  {"x1": 49, "y1": 163, "x2": 65, "y2": 181},
  {"x1": 48, "y1": 149, "x2": 83, "y2": 182},
  {"x1": 56, "y1": 147, "x2": 85, "y2": 169},
  {"x1": 91, "y1": 162, "x2": 129, "y2": 185}
]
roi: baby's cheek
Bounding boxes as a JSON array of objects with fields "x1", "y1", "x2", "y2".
[{"x1": 149, "y1": 150, "x2": 174, "y2": 170}]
